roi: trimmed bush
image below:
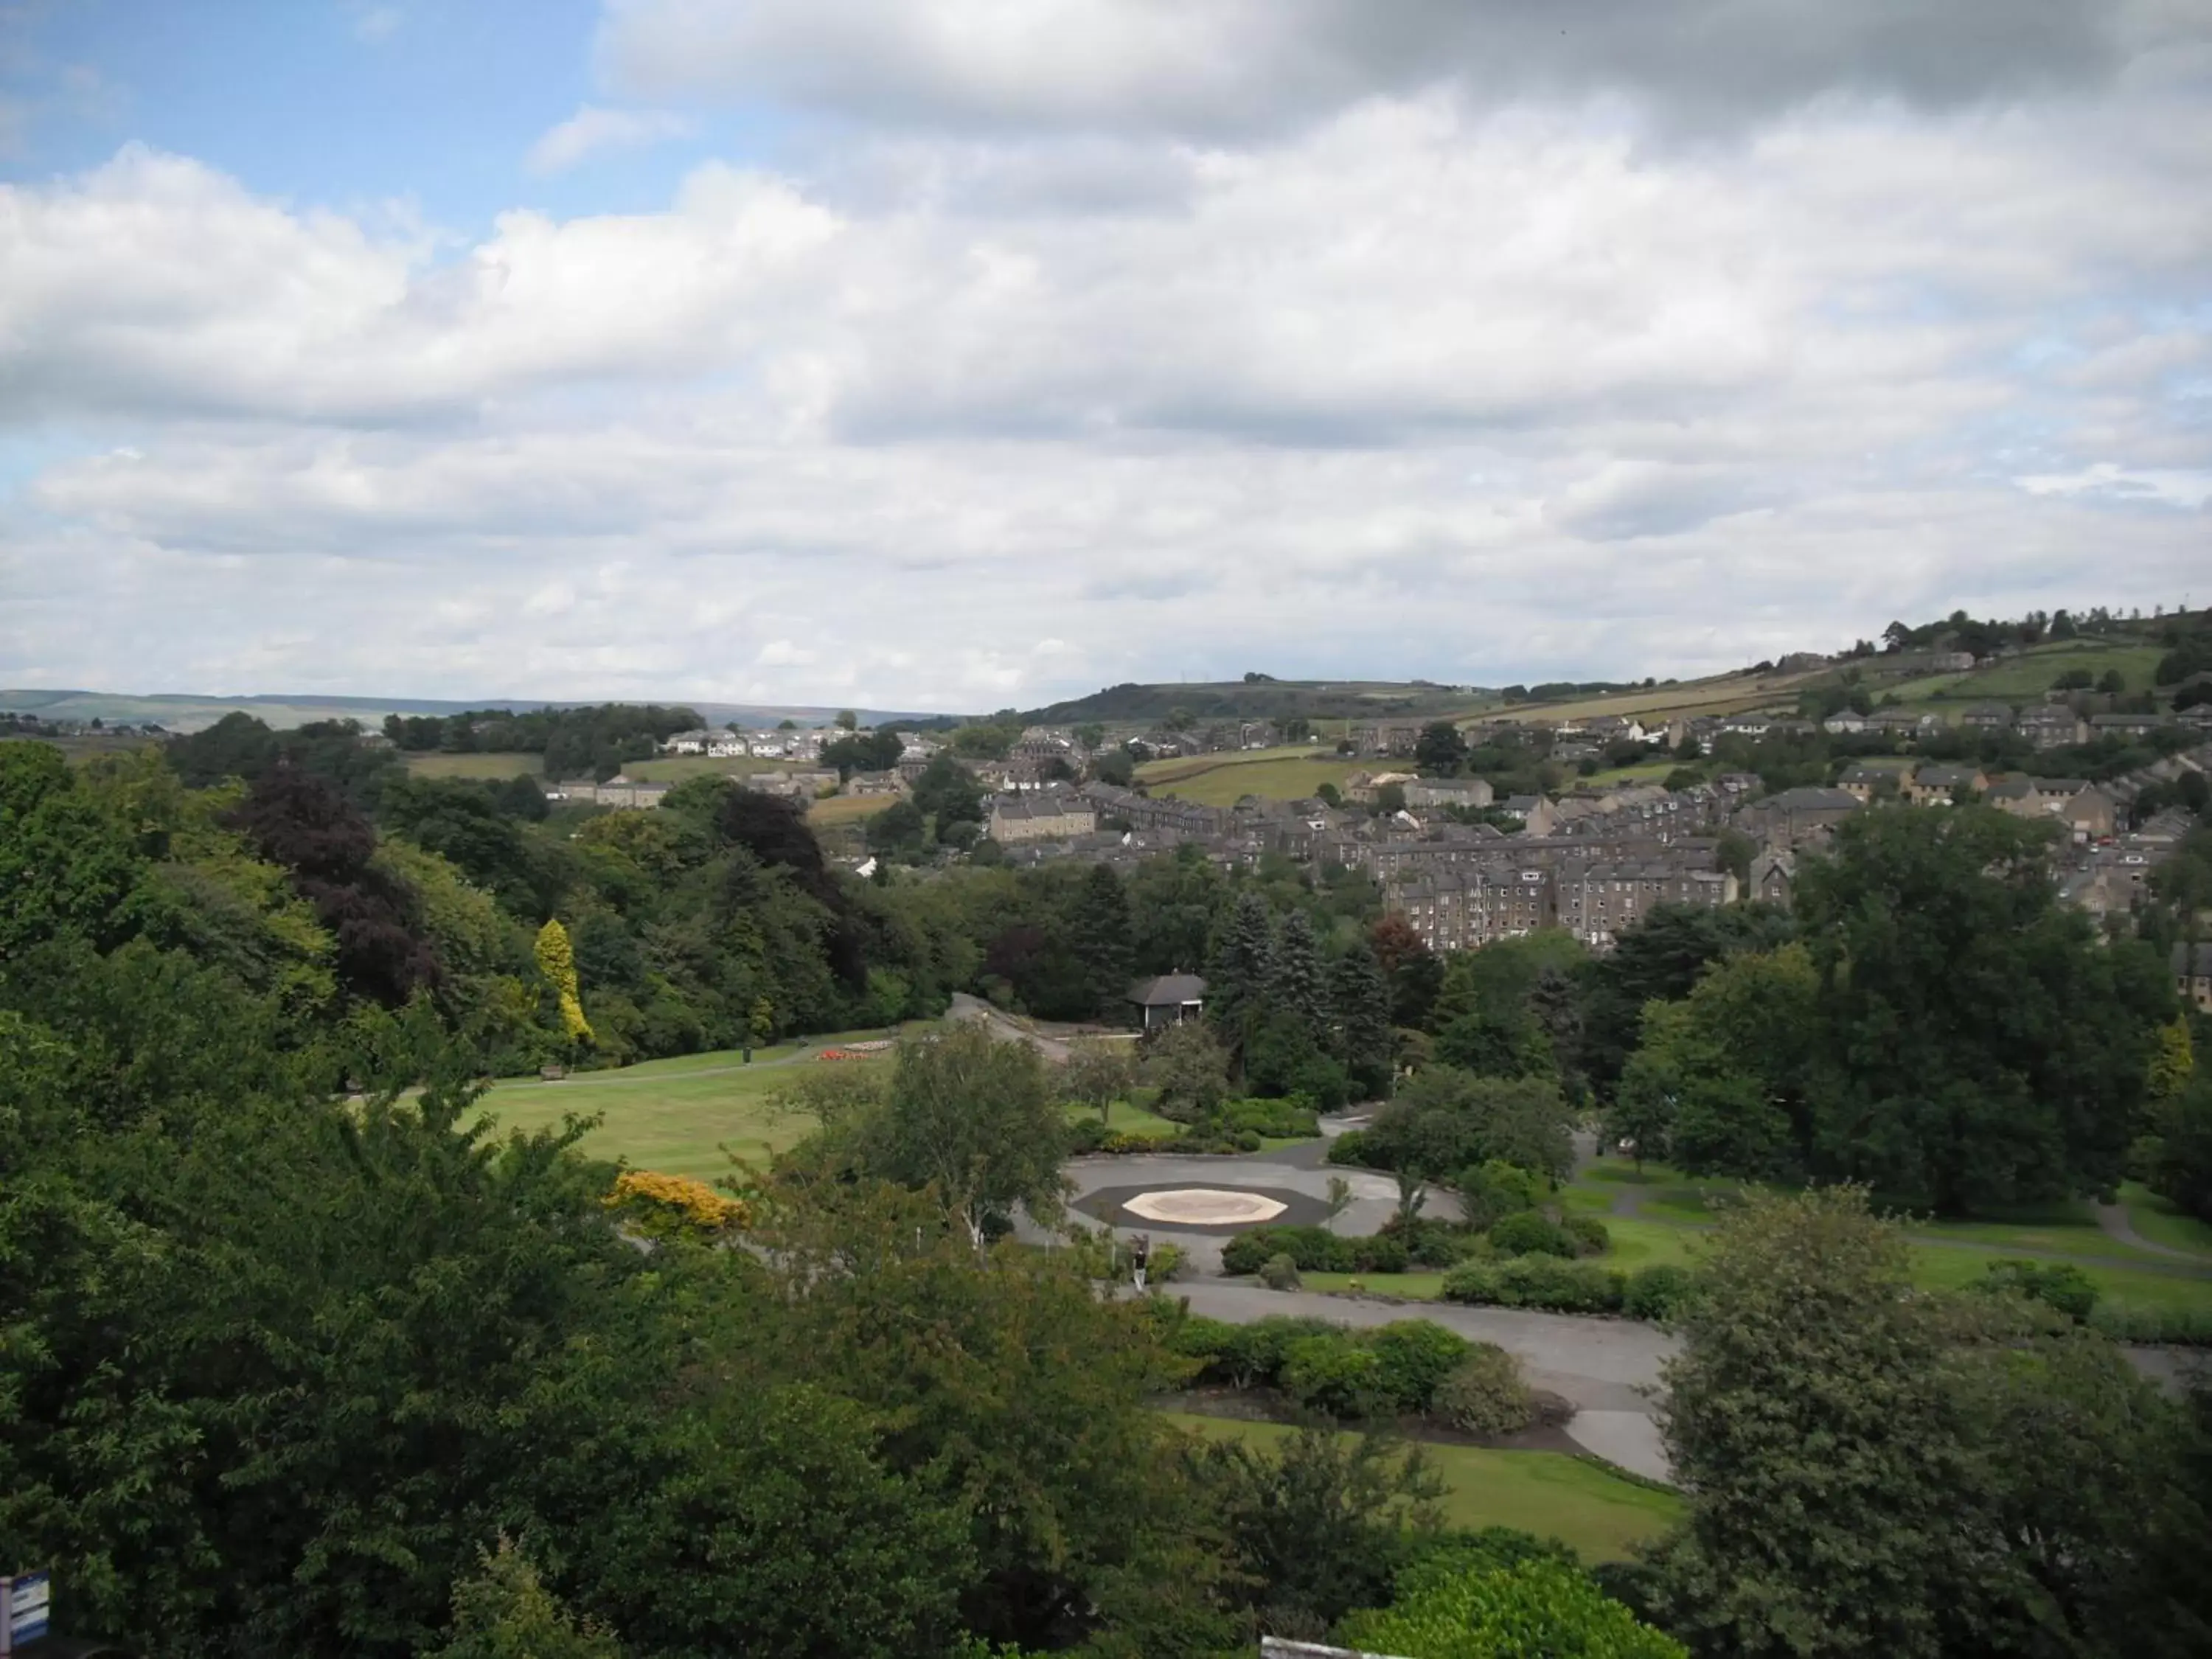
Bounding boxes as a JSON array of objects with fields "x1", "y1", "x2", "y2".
[
  {"x1": 1486, "y1": 1211, "x2": 1577, "y2": 1259},
  {"x1": 1562, "y1": 1214, "x2": 1612, "y2": 1258},
  {"x1": 1443, "y1": 1256, "x2": 1626, "y2": 1315},
  {"x1": 1338, "y1": 1557, "x2": 1688, "y2": 1659},
  {"x1": 1621, "y1": 1265, "x2": 1697, "y2": 1322},
  {"x1": 1260, "y1": 1253, "x2": 1304, "y2": 1291},
  {"x1": 1430, "y1": 1344, "x2": 1535, "y2": 1436},
  {"x1": 1388, "y1": 1217, "x2": 1483, "y2": 1268},
  {"x1": 1281, "y1": 1333, "x2": 1382, "y2": 1416},
  {"x1": 1325, "y1": 1129, "x2": 1384, "y2": 1169},
  {"x1": 1223, "y1": 1225, "x2": 1411, "y2": 1277},
  {"x1": 1458, "y1": 1160, "x2": 1549, "y2": 1231},
  {"x1": 1975, "y1": 1259, "x2": 2098, "y2": 1322},
  {"x1": 1366, "y1": 1320, "x2": 1472, "y2": 1413},
  {"x1": 1213, "y1": 1096, "x2": 1324, "y2": 1139}
]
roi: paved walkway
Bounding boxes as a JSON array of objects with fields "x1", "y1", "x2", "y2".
[
  {"x1": 2094, "y1": 1198, "x2": 2212, "y2": 1264},
  {"x1": 1171, "y1": 1281, "x2": 1676, "y2": 1483}
]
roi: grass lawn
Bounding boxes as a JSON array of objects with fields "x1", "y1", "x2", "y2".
[
  {"x1": 1138, "y1": 747, "x2": 1366, "y2": 807},
  {"x1": 807, "y1": 793, "x2": 890, "y2": 827},
  {"x1": 621, "y1": 754, "x2": 789, "y2": 782},
  {"x1": 1160, "y1": 1413, "x2": 1682, "y2": 1562},
  {"x1": 468, "y1": 1044, "x2": 892, "y2": 1181},
  {"x1": 2120, "y1": 1182, "x2": 2212, "y2": 1259},
  {"x1": 403, "y1": 751, "x2": 542, "y2": 779},
  {"x1": 1572, "y1": 760, "x2": 1680, "y2": 787},
  {"x1": 1879, "y1": 640, "x2": 2165, "y2": 708},
  {"x1": 1067, "y1": 1100, "x2": 1186, "y2": 1139},
  {"x1": 1302, "y1": 1271, "x2": 1452, "y2": 1300}
]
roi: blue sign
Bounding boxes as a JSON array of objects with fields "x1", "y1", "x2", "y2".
[{"x1": 7, "y1": 1572, "x2": 51, "y2": 1646}]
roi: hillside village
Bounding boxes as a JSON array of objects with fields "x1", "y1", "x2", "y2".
[{"x1": 507, "y1": 611, "x2": 2212, "y2": 967}]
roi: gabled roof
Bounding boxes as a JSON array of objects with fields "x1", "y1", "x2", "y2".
[{"x1": 1128, "y1": 973, "x2": 1207, "y2": 1006}]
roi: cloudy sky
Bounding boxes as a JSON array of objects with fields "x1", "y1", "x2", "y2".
[{"x1": 2, "y1": 1, "x2": 2208, "y2": 712}]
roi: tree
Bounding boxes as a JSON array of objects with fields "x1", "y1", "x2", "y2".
[
  {"x1": 1208, "y1": 890, "x2": 1276, "y2": 1052},
  {"x1": 1579, "y1": 902, "x2": 1795, "y2": 1098},
  {"x1": 1340, "y1": 1557, "x2": 1685, "y2": 1659},
  {"x1": 1061, "y1": 1039, "x2": 1135, "y2": 1125},
  {"x1": 429, "y1": 1539, "x2": 625, "y2": 1659},
  {"x1": 534, "y1": 918, "x2": 594, "y2": 1048},
  {"x1": 835, "y1": 709, "x2": 860, "y2": 731},
  {"x1": 1145, "y1": 1020, "x2": 1231, "y2": 1120},
  {"x1": 866, "y1": 799, "x2": 928, "y2": 855},
  {"x1": 1374, "y1": 781, "x2": 1408, "y2": 815},
  {"x1": 1271, "y1": 908, "x2": 1329, "y2": 1029},
  {"x1": 1794, "y1": 805, "x2": 2172, "y2": 1211},
  {"x1": 1072, "y1": 723, "x2": 1106, "y2": 751},
  {"x1": 1068, "y1": 863, "x2": 1135, "y2": 1018},
  {"x1": 1190, "y1": 1424, "x2": 1444, "y2": 1634},
  {"x1": 911, "y1": 752, "x2": 985, "y2": 830},
  {"x1": 845, "y1": 1023, "x2": 1069, "y2": 1248},
  {"x1": 1414, "y1": 722, "x2": 1468, "y2": 776},
  {"x1": 1648, "y1": 1187, "x2": 2211, "y2": 1658},
  {"x1": 1329, "y1": 945, "x2": 1394, "y2": 1102},
  {"x1": 1369, "y1": 914, "x2": 1442, "y2": 1027}
]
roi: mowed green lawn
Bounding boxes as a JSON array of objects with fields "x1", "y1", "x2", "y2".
[
  {"x1": 467, "y1": 1044, "x2": 892, "y2": 1180},
  {"x1": 1879, "y1": 641, "x2": 2166, "y2": 707},
  {"x1": 1138, "y1": 746, "x2": 1368, "y2": 807},
  {"x1": 1160, "y1": 1413, "x2": 1682, "y2": 1562},
  {"x1": 622, "y1": 754, "x2": 790, "y2": 783}
]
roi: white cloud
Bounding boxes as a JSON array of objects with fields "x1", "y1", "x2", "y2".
[
  {"x1": 525, "y1": 104, "x2": 692, "y2": 175},
  {"x1": 3, "y1": 11, "x2": 2210, "y2": 707},
  {"x1": 349, "y1": 6, "x2": 403, "y2": 44}
]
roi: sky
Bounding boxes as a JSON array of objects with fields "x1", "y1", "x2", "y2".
[{"x1": 1, "y1": 1, "x2": 2208, "y2": 714}]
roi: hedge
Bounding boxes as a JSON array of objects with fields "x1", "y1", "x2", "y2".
[
  {"x1": 1222, "y1": 1225, "x2": 1410, "y2": 1276},
  {"x1": 1442, "y1": 1256, "x2": 1628, "y2": 1315},
  {"x1": 1165, "y1": 1313, "x2": 1478, "y2": 1417}
]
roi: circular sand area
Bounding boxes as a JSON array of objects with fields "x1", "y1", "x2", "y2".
[
  {"x1": 1074, "y1": 1182, "x2": 1330, "y2": 1234},
  {"x1": 1122, "y1": 1189, "x2": 1287, "y2": 1225}
]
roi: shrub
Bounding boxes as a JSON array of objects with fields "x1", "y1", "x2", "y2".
[
  {"x1": 1260, "y1": 1253, "x2": 1304, "y2": 1292},
  {"x1": 1338, "y1": 1557, "x2": 1688, "y2": 1659},
  {"x1": 1237, "y1": 1316, "x2": 1344, "y2": 1385},
  {"x1": 1281, "y1": 1333, "x2": 1382, "y2": 1416},
  {"x1": 1458, "y1": 1160, "x2": 1549, "y2": 1231},
  {"x1": 1366, "y1": 1321, "x2": 1472, "y2": 1413},
  {"x1": 1236, "y1": 1129, "x2": 1264, "y2": 1152},
  {"x1": 1430, "y1": 1345, "x2": 1535, "y2": 1437},
  {"x1": 1224, "y1": 1225, "x2": 1410, "y2": 1277},
  {"x1": 1621, "y1": 1265, "x2": 1697, "y2": 1322},
  {"x1": 1164, "y1": 1314, "x2": 1244, "y2": 1378},
  {"x1": 1214, "y1": 1096, "x2": 1324, "y2": 1139},
  {"x1": 605, "y1": 1169, "x2": 749, "y2": 1242},
  {"x1": 1562, "y1": 1214, "x2": 1612, "y2": 1258},
  {"x1": 1975, "y1": 1259, "x2": 2098, "y2": 1322},
  {"x1": 1326, "y1": 1129, "x2": 1384, "y2": 1169},
  {"x1": 1388, "y1": 1217, "x2": 1482, "y2": 1268},
  {"x1": 1486, "y1": 1211, "x2": 1576, "y2": 1259},
  {"x1": 1444, "y1": 1256, "x2": 1625, "y2": 1315}
]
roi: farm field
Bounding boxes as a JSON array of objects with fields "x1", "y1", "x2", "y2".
[
  {"x1": 1875, "y1": 640, "x2": 2166, "y2": 708},
  {"x1": 622, "y1": 754, "x2": 789, "y2": 782},
  {"x1": 1571, "y1": 759, "x2": 1677, "y2": 787},
  {"x1": 467, "y1": 1039, "x2": 897, "y2": 1180},
  {"x1": 807, "y1": 792, "x2": 890, "y2": 827},
  {"x1": 1159, "y1": 1413, "x2": 1683, "y2": 1562},
  {"x1": 1138, "y1": 745, "x2": 1366, "y2": 806},
  {"x1": 1501, "y1": 670, "x2": 1815, "y2": 727},
  {"x1": 403, "y1": 751, "x2": 542, "y2": 779}
]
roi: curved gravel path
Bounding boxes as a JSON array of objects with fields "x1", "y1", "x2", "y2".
[{"x1": 2093, "y1": 1199, "x2": 2212, "y2": 1265}]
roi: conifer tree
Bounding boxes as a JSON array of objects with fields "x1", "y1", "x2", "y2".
[
  {"x1": 1329, "y1": 945, "x2": 1394, "y2": 1101},
  {"x1": 1068, "y1": 862, "x2": 1135, "y2": 1018},
  {"x1": 1271, "y1": 908, "x2": 1329, "y2": 1029},
  {"x1": 535, "y1": 917, "x2": 594, "y2": 1047},
  {"x1": 1207, "y1": 889, "x2": 1276, "y2": 1048}
]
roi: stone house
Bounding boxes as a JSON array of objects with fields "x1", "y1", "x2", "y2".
[
  {"x1": 2091, "y1": 712, "x2": 2166, "y2": 740},
  {"x1": 1402, "y1": 776, "x2": 1495, "y2": 810},
  {"x1": 987, "y1": 791, "x2": 1099, "y2": 844},
  {"x1": 1836, "y1": 764, "x2": 1902, "y2": 803},
  {"x1": 1498, "y1": 794, "x2": 1559, "y2": 836},
  {"x1": 2016, "y1": 706, "x2": 2087, "y2": 748},
  {"x1": 1904, "y1": 764, "x2": 1986, "y2": 805},
  {"x1": 1388, "y1": 866, "x2": 1556, "y2": 952},
  {"x1": 1823, "y1": 709, "x2": 1874, "y2": 734},
  {"x1": 1735, "y1": 785, "x2": 1860, "y2": 848},
  {"x1": 1349, "y1": 720, "x2": 1425, "y2": 758},
  {"x1": 1959, "y1": 703, "x2": 2016, "y2": 733}
]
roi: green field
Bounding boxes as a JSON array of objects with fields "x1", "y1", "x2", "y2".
[
  {"x1": 1877, "y1": 640, "x2": 2166, "y2": 709},
  {"x1": 467, "y1": 1042, "x2": 894, "y2": 1180},
  {"x1": 1161, "y1": 1413, "x2": 1682, "y2": 1561},
  {"x1": 1138, "y1": 745, "x2": 1367, "y2": 806},
  {"x1": 807, "y1": 792, "x2": 890, "y2": 827},
  {"x1": 404, "y1": 751, "x2": 543, "y2": 779},
  {"x1": 622, "y1": 754, "x2": 789, "y2": 783}
]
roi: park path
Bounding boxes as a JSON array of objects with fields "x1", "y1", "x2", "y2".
[
  {"x1": 2093, "y1": 1199, "x2": 2212, "y2": 1265},
  {"x1": 1170, "y1": 1281, "x2": 1676, "y2": 1484},
  {"x1": 948, "y1": 991, "x2": 1077, "y2": 1062}
]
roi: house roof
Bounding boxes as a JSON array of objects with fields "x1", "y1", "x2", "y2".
[
  {"x1": 2173, "y1": 942, "x2": 2212, "y2": 978},
  {"x1": 1128, "y1": 973, "x2": 1207, "y2": 1006}
]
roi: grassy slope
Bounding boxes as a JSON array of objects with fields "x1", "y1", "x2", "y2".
[
  {"x1": 404, "y1": 751, "x2": 543, "y2": 779},
  {"x1": 1879, "y1": 640, "x2": 2166, "y2": 708},
  {"x1": 1138, "y1": 745, "x2": 1369, "y2": 806},
  {"x1": 2121, "y1": 1182, "x2": 2212, "y2": 1257},
  {"x1": 622, "y1": 754, "x2": 790, "y2": 782},
  {"x1": 1500, "y1": 671, "x2": 1817, "y2": 727},
  {"x1": 1160, "y1": 1413, "x2": 1683, "y2": 1562},
  {"x1": 468, "y1": 1044, "x2": 893, "y2": 1181}
]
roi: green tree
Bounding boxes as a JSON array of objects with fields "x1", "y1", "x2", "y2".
[
  {"x1": 1330, "y1": 945, "x2": 1394, "y2": 1102},
  {"x1": 844, "y1": 1023, "x2": 1070, "y2": 1248},
  {"x1": 1794, "y1": 805, "x2": 2172, "y2": 1211},
  {"x1": 866, "y1": 798, "x2": 928, "y2": 855},
  {"x1": 1340, "y1": 1556, "x2": 1686, "y2": 1659},
  {"x1": 1069, "y1": 862, "x2": 1135, "y2": 1018},
  {"x1": 1579, "y1": 902, "x2": 1794, "y2": 1098},
  {"x1": 1272, "y1": 908, "x2": 1329, "y2": 1029},
  {"x1": 1208, "y1": 889, "x2": 1277, "y2": 1054},
  {"x1": 1415, "y1": 722, "x2": 1469, "y2": 776},
  {"x1": 429, "y1": 1539, "x2": 625, "y2": 1659},
  {"x1": 912, "y1": 752, "x2": 986, "y2": 830},
  {"x1": 1061, "y1": 1037, "x2": 1136, "y2": 1124},
  {"x1": 1145, "y1": 1019, "x2": 1232, "y2": 1120}
]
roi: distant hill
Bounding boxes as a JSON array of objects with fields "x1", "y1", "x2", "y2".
[
  {"x1": 1019, "y1": 678, "x2": 1498, "y2": 726},
  {"x1": 0, "y1": 689, "x2": 947, "y2": 735}
]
